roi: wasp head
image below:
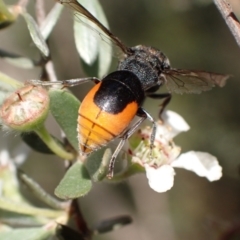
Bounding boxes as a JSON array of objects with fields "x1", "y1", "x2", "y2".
[{"x1": 118, "y1": 45, "x2": 170, "y2": 92}]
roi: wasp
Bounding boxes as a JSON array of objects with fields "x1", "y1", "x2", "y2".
[{"x1": 36, "y1": 0, "x2": 229, "y2": 178}]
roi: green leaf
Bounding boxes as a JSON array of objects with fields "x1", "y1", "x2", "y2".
[
  {"x1": 74, "y1": 0, "x2": 99, "y2": 65},
  {"x1": 40, "y1": 3, "x2": 64, "y2": 40},
  {"x1": 0, "y1": 48, "x2": 38, "y2": 68},
  {"x1": 21, "y1": 132, "x2": 55, "y2": 154},
  {"x1": 18, "y1": 171, "x2": 67, "y2": 210},
  {"x1": 21, "y1": 130, "x2": 72, "y2": 159},
  {"x1": 0, "y1": 155, "x2": 27, "y2": 203},
  {"x1": 0, "y1": 71, "x2": 22, "y2": 89},
  {"x1": 0, "y1": 71, "x2": 23, "y2": 105},
  {"x1": 85, "y1": 148, "x2": 112, "y2": 182},
  {"x1": 21, "y1": 12, "x2": 49, "y2": 57},
  {"x1": 34, "y1": 125, "x2": 74, "y2": 160},
  {"x1": 0, "y1": 0, "x2": 16, "y2": 29},
  {"x1": 0, "y1": 227, "x2": 53, "y2": 240},
  {"x1": 0, "y1": 198, "x2": 63, "y2": 218},
  {"x1": 73, "y1": 0, "x2": 112, "y2": 77},
  {"x1": 81, "y1": 56, "x2": 99, "y2": 77},
  {"x1": 5, "y1": 57, "x2": 36, "y2": 69},
  {"x1": 94, "y1": 0, "x2": 112, "y2": 77},
  {"x1": 49, "y1": 89, "x2": 80, "y2": 152},
  {"x1": 55, "y1": 161, "x2": 92, "y2": 199},
  {"x1": 0, "y1": 210, "x2": 49, "y2": 226},
  {"x1": 111, "y1": 163, "x2": 145, "y2": 182}
]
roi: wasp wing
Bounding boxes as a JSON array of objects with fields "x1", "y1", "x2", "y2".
[
  {"x1": 57, "y1": 0, "x2": 130, "y2": 55},
  {"x1": 163, "y1": 68, "x2": 230, "y2": 94}
]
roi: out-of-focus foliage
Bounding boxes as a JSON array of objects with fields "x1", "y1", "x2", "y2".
[{"x1": 0, "y1": 0, "x2": 240, "y2": 240}]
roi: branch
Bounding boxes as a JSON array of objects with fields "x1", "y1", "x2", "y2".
[
  {"x1": 35, "y1": 0, "x2": 45, "y2": 27},
  {"x1": 17, "y1": 0, "x2": 29, "y2": 8},
  {"x1": 213, "y1": 0, "x2": 240, "y2": 49},
  {"x1": 35, "y1": 0, "x2": 57, "y2": 82}
]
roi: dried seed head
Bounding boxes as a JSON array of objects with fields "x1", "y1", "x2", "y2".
[{"x1": 0, "y1": 85, "x2": 49, "y2": 131}]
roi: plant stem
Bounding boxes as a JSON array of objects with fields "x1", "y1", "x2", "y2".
[
  {"x1": 109, "y1": 163, "x2": 145, "y2": 182},
  {"x1": 17, "y1": 0, "x2": 29, "y2": 8},
  {"x1": 34, "y1": 125, "x2": 74, "y2": 160},
  {"x1": 19, "y1": 171, "x2": 70, "y2": 210},
  {"x1": 35, "y1": 0, "x2": 45, "y2": 26}
]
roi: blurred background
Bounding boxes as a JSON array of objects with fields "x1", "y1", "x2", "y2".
[{"x1": 1, "y1": 0, "x2": 240, "y2": 239}]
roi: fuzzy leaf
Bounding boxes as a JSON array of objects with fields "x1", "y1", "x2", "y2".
[
  {"x1": 74, "y1": 0, "x2": 112, "y2": 77},
  {"x1": 0, "y1": 210, "x2": 49, "y2": 226},
  {"x1": 74, "y1": 0, "x2": 99, "y2": 65},
  {"x1": 5, "y1": 57, "x2": 36, "y2": 68},
  {"x1": 21, "y1": 132, "x2": 54, "y2": 154},
  {"x1": 49, "y1": 89, "x2": 80, "y2": 151},
  {"x1": 85, "y1": 147, "x2": 111, "y2": 182},
  {"x1": 0, "y1": 227, "x2": 53, "y2": 240},
  {"x1": 40, "y1": 3, "x2": 64, "y2": 40},
  {"x1": 0, "y1": 72, "x2": 23, "y2": 105},
  {"x1": 0, "y1": 49, "x2": 38, "y2": 69},
  {"x1": 21, "y1": 132, "x2": 63, "y2": 154},
  {"x1": 94, "y1": 0, "x2": 112, "y2": 77},
  {"x1": 0, "y1": 198, "x2": 63, "y2": 218},
  {"x1": 0, "y1": 1, "x2": 16, "y2": 29},
  {"x1": 18, "y1": 171, "x2": 66, "y2": 210},
  {"x1": 21, "y1": 12, "x2": 49, "y2": 57},
  {"x1": 55, "y1": 161, "x2": 92, "y2": 199}
]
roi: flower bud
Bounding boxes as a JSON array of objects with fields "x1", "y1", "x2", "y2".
[{"x1": 0, "y1": 84, "x2": 49, "y2": 131}]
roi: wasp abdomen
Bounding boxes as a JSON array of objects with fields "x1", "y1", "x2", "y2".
[{"x1": 78, "y1": 71, "x2": 145, "y2": 154}]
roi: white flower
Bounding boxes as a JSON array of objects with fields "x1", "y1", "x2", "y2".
[
  {"x1": 145, "y1": 164, "x2": 175, "y2": 193},
  {"x1": 130, "y1": 110, "x2": 222, "y2": 193},
  {"x1": 171, "y1": 151, "x2": 222, "y2": 181}
]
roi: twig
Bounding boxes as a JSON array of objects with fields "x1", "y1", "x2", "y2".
[
  {"x1": 45, "y1": 61, "x2": 58, "y2": 82},
  {"x1": 70, "y1": 200, "x2": 92, "y2": 239},
  {"x1": 17, "y1": 0, "x2": 29, "y2": 8},
  {"x1": 213, "y1": 0, "x2": 240, "y2": 49},
  {"x1": 35, "y1": 0, "x2": 46, "y2": 27},
  {"x1": 35, "y1": 0, "x2": 58, "y2": 82}
]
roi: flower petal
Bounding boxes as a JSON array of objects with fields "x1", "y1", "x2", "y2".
[
  {"x1": 171, "y1": 151, "x2": 222, "y2": 181},
  {"x1": 163, "y1": 110, "x2": 190, "y2": 137},
  {"x1": 157, "y1": 110, "x2": 190, "y2": 140},
  {"x1": 145, "y1": 164, "x2": 175, "y2": 192}
]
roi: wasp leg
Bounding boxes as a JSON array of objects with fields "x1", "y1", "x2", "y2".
[
  {"x1": 28, "y1": 77, "x2": 100, "y2": 87},
  {"x1": 107, "y1": 107, "x2": 156, "y2": 179},
  {"x1": 147, "y1": 93, "x2": 172, "y2": 120},
  {"x1": 138, "y1": 107, "x2": 156, "y2": 149}
]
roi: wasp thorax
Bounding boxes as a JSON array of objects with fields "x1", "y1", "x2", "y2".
[
  {"x1": 118, "y1": 45, "x2": 170, "y2": 92},
  {"x1": 0, "y1": 85, "x2": 49, "y2": 131}
]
